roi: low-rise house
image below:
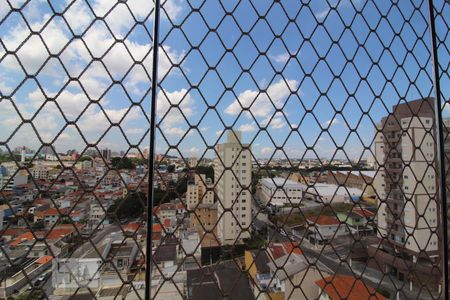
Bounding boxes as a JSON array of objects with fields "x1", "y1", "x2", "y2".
[
  {"x1": 0, "y1": 204, "x2": 19, "y2": 230},
  {"x1": 104, "y1": 239, "x2": 139, "y2": 274},
  {"x1": 33, "y1": 207, "x2": 69, "y2": 226},
  {"x1": 315, "y1": 275, "x2": 386, "y2": 300},
  {"x1": 9, "y1": 224, "x2": 83, "y2": 249},
  {"x1": 245, "y1": 242, "x2": 335, "y2": 300},
  {"x1": 306, "y1": 216, "x2": 347, "y2": 246},
  {"x1": 246, "y1": 248, "x2": 283, "y2": 299},
  {"x1": 155, "y1": 203, "x2": 177, "y2": 220},
  {"x1": 337, "y1": 208, "x2": 375, "y2": 236},
  {"x1": 268, "y1": 250, "x2": 332, "y2": 300}
]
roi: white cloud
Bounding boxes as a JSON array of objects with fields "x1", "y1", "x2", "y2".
[
  {"x1": 157, "y1": 88, "x2": 195, "y2": 136},
  {"x1": 0, "y1": 2, "x2": 11, "y2": 20},
  {"x1": 271, "y1": 118, "x2": 285, "y2": 129},
  {"x1": 0, "y1": 81, "x2": 13, "y2": 95},
  {"x1": 260, "y1": 112, "x2": 286, "y2": 130},
  {"x1": 63, "y1": 0, "x2": 94, "y2": 33},
  {"x1": 0, "y1": 0, "x2": 188, "y2": 150},
  {"x1": 216, "y1": 130, "x2": 223, "y2": 137},
  {"x1": 161, "y1": 0, "x2": 184, "y2": 20},
  {"x1": 260, "y1": 147, "x2": 273, "y2": 156},
  {"x1": 315, "y1": 0, "x2": 363, "y2": 21},
  {"x1": 189, "y1": 147, "x2": 200, "y2": 154},
  {"x1": 124, "y1": 128, "x2": 145, "y2": 135},
  {"x1": 200, "y1": 127, "x2": 209, "y2": 132},
  {"x1": 163, "y1": 127, "x2": 186, "y2": 137},
  {"x1": 0, "y1": 2, "x2": 184, "y2": 93},
  {"x1": 270, "y1": 53, "x2": 290, "y2": 64},
  {"x1": 225, "y1": 79, "x2": 298, "y2": 118},
  {"x1": 238, "y1": 123, "x2": 256, "y2": 132},
  {"x1": 324, "y1": 118, "x2": 340, "y2": 127},
  {"x1": 315, "y1": 8, "x2": 330, "y2": 20}
]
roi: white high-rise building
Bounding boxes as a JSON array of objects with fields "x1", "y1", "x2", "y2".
[
  {"x1": 21, "y1": 147, "x2": 26, "y2": 164},
  {"x1": 215, "y1": 131, "x2": 252, "y2": 245},
  {"x1": 372, "y1": 98, "x2": 440, "y2": 284}
]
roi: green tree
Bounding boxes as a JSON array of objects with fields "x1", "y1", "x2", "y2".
[
  {"x1": 78, "y1": 156, "x2": 92, "y2": 162},
  {"x1": 196, "y1": 165, "x2": 214, "y2": 181},
  {"x1": 108, "y1": 192, "x2": 146, "y2": 219},
  {"x1": 32, "y1": 220, "x2": 45, "y2": 230},
  {"x1": 111, "y1": 157, "x2": 135, "y2": 170}
]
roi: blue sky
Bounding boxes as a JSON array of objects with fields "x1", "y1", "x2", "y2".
[{"x1": 0, "y1": 0, "x2": 443, "y2": 161}]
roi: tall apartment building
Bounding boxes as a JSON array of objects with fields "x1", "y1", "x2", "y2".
[
  {"x1": 186, "y1": 173, "x2": 214, "y2": 209},
  {"x1": 215, "y1": 131, "x2": 252, "y2": 245},
  {"x1": 371, "y1": 98, "x2": 440, "y2": 284},
  {"x1": 102, "y1": 148, "x2": 112, "y2": 161}
]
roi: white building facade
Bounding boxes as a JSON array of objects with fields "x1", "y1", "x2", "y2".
[
  {"x1": 374, "y1": 107, "x2": 439, "y2": 255},
  {"x1": 260, "y1": 177, "x2": 305, "y2": 206},
  {"x1": 215, "y1": 131, "x2": 252, "y2": 245}
]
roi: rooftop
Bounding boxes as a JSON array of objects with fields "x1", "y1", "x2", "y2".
[
  {"x1": 187, "y1": 260, "x2": 253, "y2": 300},
  {"x1": 261, "y1": 177, "x2": 306, "y2": 189},
  {"x1": 315, "y1": 275, "x2": 386, "y2": 300},
  {"x1": 154, "y1": 244, "x2": 177, "y2": 263},
  {"x1": 306, "y1": 183, "x2": 363, "y2": 197},
  {"x1": 251, "y1": 250, "x2": 271, "y2": 274}
]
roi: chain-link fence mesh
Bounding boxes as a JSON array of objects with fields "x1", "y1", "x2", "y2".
[
  {"x1": 0, "y1": 0, "x2": 449, "y2": 300},
  {"x1": 0, "y1": 0, "x2": 155, "y2": 299}
]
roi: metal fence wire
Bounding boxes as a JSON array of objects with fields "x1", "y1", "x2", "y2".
[{"x1": 0, "y1": 0, "x2": 449, "y2": 299}]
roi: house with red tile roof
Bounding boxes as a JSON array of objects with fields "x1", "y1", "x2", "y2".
[
  {"x1": 246, "y1": 241, "x2": 330, "y2": 300},
  {"x1": 36, "y1": 255, "x2": 53, "y2": 265},
  {"x1": 33, "y1": 207, "x2": 69, "y2": 226},
  {"x1": 315, "y1": 275, "x2": 386, "y2": 300},
  {"x1": 9, "y1": 225, "x2": 83, "y2": 247},
  {"x1": 123, "y1": 222, "x2": 141, "y2": 233},
  {"x1": 306, "y1": 215, "x2": 347, "y2": 246},
  {"x1": 1, "y1": 227, "x2": 27, "y2": 242},
  {"x1": 337, "y1": 207, "x2": 376, "y2": 236}
]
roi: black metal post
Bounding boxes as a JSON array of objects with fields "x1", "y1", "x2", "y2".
[
  {"x1": 427, "y1": 0, "x2": 449, "y2": 298},
  {"x1": 145, "y1": 0, "x2": 161, "y2": 299}
]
